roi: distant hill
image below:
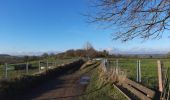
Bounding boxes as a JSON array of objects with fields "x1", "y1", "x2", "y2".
[
  {"x1": 119, "y1": 54, "x2": 167, "y2": 58},
  {"x1": 0, "y1": 54, "x2": 41, "y2": 65},
  {"x1": 0, "y1": 54, "x2": 11, "y2": 57}
]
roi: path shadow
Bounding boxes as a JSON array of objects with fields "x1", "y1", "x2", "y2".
[{"x1": 13, "y1": 64, "x2": 82, "y2": 100}]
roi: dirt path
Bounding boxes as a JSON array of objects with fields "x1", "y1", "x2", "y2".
[{"x1": 20, "y1": 65, "x2": 89, "y2": 100}]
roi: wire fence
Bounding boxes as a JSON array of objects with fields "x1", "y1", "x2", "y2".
[
  {"x1": 0, "y1": 58, "x2": 78, "y2": 80},
  {"x1": 161, "y1": 66, "x2": 170, "y2": 99},
  {"x1": 107, "y1": 58, "x2": 170, "y2": 90}
]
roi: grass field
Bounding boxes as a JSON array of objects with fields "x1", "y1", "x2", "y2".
[
  {"x1": 0, "y1": 58, "x2": 78, "y2": 79},
  {"x1": 79, "y1": 62, "x2": 128, "y2": 100},
  {"x1": 1, "y1": 57, "x2": 169, "y2": 91},
  {"x1": 109, "y1": 58, "x2": 170, "y2": 90}
]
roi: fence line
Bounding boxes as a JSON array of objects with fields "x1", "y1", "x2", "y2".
[
  {"x1": 108, "y1": 59, "x2": 166, "y2": 89},
  {"x1": 0, "y1": 59, "x2": 78, "y2": 80},
  {"x1": 100, "y1": 59, "x2": 131, "y2": 100},
  {"x1": 102, "y1": 59, "x2": 158, "y2": 99},
  {"x1": 161, "y1": 67, "x2": 170, "y2": 100}
]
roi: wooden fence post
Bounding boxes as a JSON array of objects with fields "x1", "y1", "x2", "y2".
[
  {"x1": 116, "y1": 59, "x2": 119, "y2": 74},
  {"x1": 39, "y1": 61, "x2": 41, "y2": 72},
  {"x1": 26, "y1": 62, "x2": 29, "y2": 74},
  {"x1": 136, "y1": 60, "x2": 139, "y2": 82},
  {"x1": 157, "y1": 60, "x2": 163, "y2": 92},
  {"x1": 4, "y1": 63, "x2": 8, "y2": 79},
  {"x1": 136, "y1": 60, "x2": 141, "y2": 83},
  {"x1": 139, "y1": 60, "x2": 141, "y2": 82}
]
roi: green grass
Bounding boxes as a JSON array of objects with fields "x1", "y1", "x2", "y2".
[
  {"x1": 0, "y1": 58, "x2": 78, "y2": 79},
  {"x1": 109, "y1": 58, "x2": 170, "y2": 89},
  {"x1": 79, "y1": 65, "x2": 128, "y2": 100}
]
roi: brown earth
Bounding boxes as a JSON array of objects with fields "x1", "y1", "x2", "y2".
[
  {"x1": 20, "y1": 71, "x2": 85, "y2": 100},
  {"x1": 19, "y1": 62, "x2": 98, "y2": 100}
]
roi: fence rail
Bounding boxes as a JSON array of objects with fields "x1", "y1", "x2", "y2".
[
  {"x1": 108, "y1": 59, "x2": 170, "y2": 90},
  {"x1": 161, "y1": 67, "x2": 170, "y2": 100},
  {"x1": 0, "y1": 59, "x2": 78, "y2": 80},
  {"x1": 101, "y1": 59, "x2": 159, "y2": 100},
  {"x1": 100, "y1": 59, "x2": 131, "y2": 100}
]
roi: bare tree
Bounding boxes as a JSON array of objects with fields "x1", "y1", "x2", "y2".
[
  {"x1": 41, "y1": 53, "x2": 49, "y2": 58},
  {"x1": 84, "y1": 42, "x2": 93, "y2": 51},
  {"x1": 84, "y1": 42, "x2": 96, "y2": 59},
  {"x1": 87, "y1": 0, "x2": 170, "y2": 41}
]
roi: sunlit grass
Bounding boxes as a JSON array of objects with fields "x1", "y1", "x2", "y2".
[
  {"x1": 109, "y1": 58, "x2": 170, "y2": 89},
  {"x1": 79, "y1": 66, "x2": 128, "y2": 100}
]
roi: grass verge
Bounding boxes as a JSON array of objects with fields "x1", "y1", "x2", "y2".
[{"x1": 79, "y1": 65, "x2": 128, "y2": 100}]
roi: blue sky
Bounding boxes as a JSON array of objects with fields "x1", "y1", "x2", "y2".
[{"x1": 0, "y1": 0, "x2": 170, "y2": 55}]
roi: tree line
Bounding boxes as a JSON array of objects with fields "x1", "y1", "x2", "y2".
[
  {"x1": 55, "y1": 49, "x2": 109, "y2": 59},
  {"x1": 0, "y1": 45, "x2": 109, "y2": 64}
]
